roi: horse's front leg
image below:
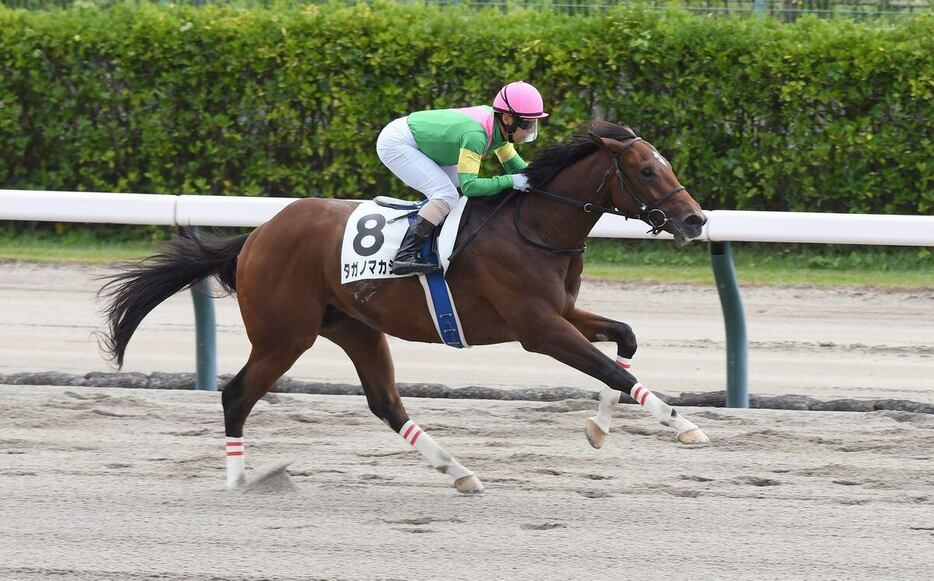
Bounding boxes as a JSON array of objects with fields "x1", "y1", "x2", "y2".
[
  {"x1": 565, "y1": 307, "x2": 637, "y2": 370},
  {"x1": 519, "y1": 312, "x2": 709, "y2": 447},
  {"x1": 564, "y1": 308, "x2": 639, "y2": 448}
]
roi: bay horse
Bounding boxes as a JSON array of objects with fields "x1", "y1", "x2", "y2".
[{"x1": 100, "y1": 121, "x2": 710, "y2": 493}]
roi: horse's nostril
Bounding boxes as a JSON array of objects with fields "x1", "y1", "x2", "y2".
[{"x1": 684, "y1": 213, "x2": 707, "y2": 228}]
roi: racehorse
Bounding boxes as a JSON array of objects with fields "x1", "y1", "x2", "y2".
[{"x1": 100, "y1": 121, "x2": 710, "y2": 493}]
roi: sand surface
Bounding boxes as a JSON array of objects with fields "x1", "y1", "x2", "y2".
[
  {"x1": 1, "y1": 263, "x2": 933, "y2": 403},
  {"x1": 2, "y1": 261, "x2": 933, "y2": 579},
  {"x1": 1, "y1": 385, "x2": 932, "y2": 580}
]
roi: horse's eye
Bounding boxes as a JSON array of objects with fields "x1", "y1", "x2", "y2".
[{"x1": 640, "y1": 167, "x2": 654, "y2": 178}]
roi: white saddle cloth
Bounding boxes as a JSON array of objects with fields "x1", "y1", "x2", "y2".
[{"x1": 340, "y1": 196, "x2": 468, "y2": 284}]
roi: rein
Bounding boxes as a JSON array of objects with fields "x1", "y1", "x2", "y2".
[
  {"x1": 447, "y1": 190, "x2": 518, "y2": 262},
  {"x1": 513, "y1": 193, "x2": 588, "y2": 256}
]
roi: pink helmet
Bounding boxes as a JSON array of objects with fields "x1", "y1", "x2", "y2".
[{"x1": 493, "y1": 81, "x2": 548, "y2": 119}]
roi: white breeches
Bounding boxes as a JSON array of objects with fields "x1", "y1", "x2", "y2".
[{"x1": 376, "y1": 116, "x2": 461, "y2": 210}]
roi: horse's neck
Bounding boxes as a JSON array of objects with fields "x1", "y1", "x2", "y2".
[{"x1": 522, "y1": 154, "x2": 608, "y2": 250}]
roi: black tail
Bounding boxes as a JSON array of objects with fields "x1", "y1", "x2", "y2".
[{"x1": 98, "y1": 230, "x2": 249, "y2": 368}]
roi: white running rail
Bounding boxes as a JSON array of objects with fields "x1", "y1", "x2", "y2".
[{"x1": 3, "y1": 189, "x2": 934, "y2": 245}]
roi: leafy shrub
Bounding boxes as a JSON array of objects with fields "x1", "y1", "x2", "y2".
[{"x1": 0, "y1": 3, "x2": 930, "y2": 213}]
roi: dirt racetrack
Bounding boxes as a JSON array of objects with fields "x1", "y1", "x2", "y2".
[
  {"x1": 1, "y1": 385, "x2": 933, "y2": 580},
  {"x1": 1, "y1": 263, "x2": 933, "y2": 403},
  {"x1": 1, "y1": 262, "x2": 933, "y2": 580}
]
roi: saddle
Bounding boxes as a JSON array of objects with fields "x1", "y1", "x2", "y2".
[
  {"x1": 371, "y1": 195, "x2": 466, "y2": 348},
  {"x1": 374, "y1": 196, "x2": 443, "y2": 269},
  {"x1": 374, "y1": 196, "x2": 423, "y2": 211}
]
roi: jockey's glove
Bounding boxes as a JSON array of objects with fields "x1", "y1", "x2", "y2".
[{"x1": 512, "y1": 173, "x2": 531, "y2": 192}]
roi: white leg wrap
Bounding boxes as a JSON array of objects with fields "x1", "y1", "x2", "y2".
[
  {"x1": 630, "y1": 383, "x2": 700, "y2": 433},
  {"x1": 399, "y1": 420, "x2": 472, "y2": 481},
  {"x1": 589, "y1": 385, "x2": 622, "y2": 434},
  {"x1": 616, "y1": 356, "x2": 632, "y2": 370},
  {"x1": 226, "y1": 436, "x2": 245, "y2": 489}
]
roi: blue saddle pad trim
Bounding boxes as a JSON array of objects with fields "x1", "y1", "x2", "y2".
[
  {"x1": 424, "y1": 274, "x2": 466, "y2": 348},
  {"x1": 408, "y1": 213, "x2": 465, "y2": 348}
]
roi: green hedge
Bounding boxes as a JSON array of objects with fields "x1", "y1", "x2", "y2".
[{"x1": 1, "y1": 2, "x2": 932, "y2": 213}]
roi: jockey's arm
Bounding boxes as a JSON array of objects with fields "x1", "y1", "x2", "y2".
[
  {"x1": 457, "y1": 133, "x2": 525, "y2": 198},
  {"x1": 493, "y1": 142, "x2": 528, "y2": 175}
]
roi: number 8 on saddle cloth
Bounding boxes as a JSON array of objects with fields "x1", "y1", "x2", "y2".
[{"x1": 339, "y1": 197, "x2": 470, "y2": 348}]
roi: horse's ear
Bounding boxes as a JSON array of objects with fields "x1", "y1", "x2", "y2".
[{"x1": 588, "y1": 132, "x2": 618, "y2": 151}]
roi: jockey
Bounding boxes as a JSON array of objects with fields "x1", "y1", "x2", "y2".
[{"x1": 376, "y1": 81, "x2": 548, "y2": 275}]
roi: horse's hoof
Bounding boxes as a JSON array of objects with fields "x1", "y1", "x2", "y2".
[
  {"x1": 454, "y1": 474, "x2": 484, "y2": 494},
  {"x1": 677, "y1": 427, "x2": 710, "y2": 445},
  {"x1": 585, "y1": 418, "x2": 607, "y2": 449}
]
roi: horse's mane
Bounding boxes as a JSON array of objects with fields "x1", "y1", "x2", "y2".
[{"x1": 525, "y1": 121, "x2": 637, "y2": 190}]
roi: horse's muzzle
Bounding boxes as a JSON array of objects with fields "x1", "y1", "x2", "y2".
[
  {"x1": 682, "y1": 212, "x2": 707, "y2": 239},
  {"x1": 669, "y1": 212, "x2": 707, "y2": 245}
]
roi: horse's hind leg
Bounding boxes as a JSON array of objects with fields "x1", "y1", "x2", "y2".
[
  {"x1": 321, "y1": 312, "x2": 483, "y2": 493},
  {"x1": 222, "y1": 344, "x2": 309, "y2": 488}
]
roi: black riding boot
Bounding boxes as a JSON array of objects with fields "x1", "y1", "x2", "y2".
[{"x1": 392, "y1": 215, "x2": 441, "y2": 275}]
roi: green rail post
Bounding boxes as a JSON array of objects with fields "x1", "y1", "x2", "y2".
[
  {"x1": 710, "y1": 241, "x2": 748, "y2": 408},
  {"x1": 189, "y1": 227, "x2": 217, "y2": 391}
]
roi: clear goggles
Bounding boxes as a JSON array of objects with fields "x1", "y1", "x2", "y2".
[{"x1": 514, "y1": 117, "x2": 538, "y2": 143}]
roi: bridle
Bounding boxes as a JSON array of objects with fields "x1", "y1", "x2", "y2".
[
  {"x1": 517, "y1": 136, "x2": 686, "y2": 254},
  {"x1": 449, "y1": 135, "x2": 689, "y2": 260},
  {"x1": 598, "y1": 137, "x2": 686, "y2": 235}
]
